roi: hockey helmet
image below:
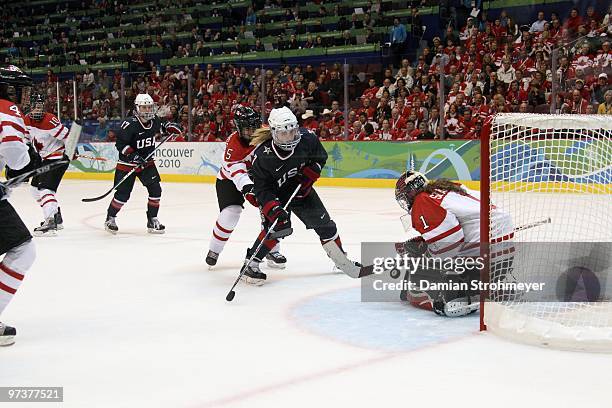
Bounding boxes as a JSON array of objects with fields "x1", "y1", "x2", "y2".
[
  {"x1": 134, "y1": 93, "x2": 156, "y2": 122},
  {"x1": 268, "y1": 106, "x2": 299, "y2": 150},
  {"x1": 0, "y1": 65, "x2": 32, "y2": 107},
  {"x1": 29, "y1": 91, "x2": 46, "y2": 121},
  {"x1": 395, "y1": 171, "x2": 429, "y2": 211},
  {"x1": 233, "y1": 105, "x2": 261, "y2": 140}
]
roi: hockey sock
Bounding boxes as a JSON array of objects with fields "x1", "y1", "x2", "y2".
[
  {"x1": 271, "y1": 242, "x2": 281, "y2": 253},
  {"x1": 107, "y1": 197, "x2": 126, "y2": 217},
  {"x1": 0, "y1": 240, "x2": 35, "y2": 315},
  {"x1": 33, "y1": 187, "x2": 59, "y2": 219},
  {"x1": 321, "y1": 234, "x2": 343, "y2": 252},
  {"x1": 210, "y1": 205, "x2": 242, "y2": 254},
  {"x1": 147, "y1": 196, "x2": 161, "y2": 218},
  {"x1": 248, "y1": 229, "x2": 279, "y2": 263}
]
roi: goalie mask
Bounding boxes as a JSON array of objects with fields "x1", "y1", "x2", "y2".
[
  {"x1": 29, "y1": 91, "x2": 46, "y2": 121},
  {"x1": 233, "y1": 105, "x2": 261, "y2": 140},
  {"x1": 0, "y1": 65, "x2": 32, "y2": 108},
  {"x1": 395, "y1": 171, "x2": 428, "y2": 212},
  {"x1": 268, "y1": 106, "x2": 300, "y2": 151},
  {"x1": 134, "y1": 93, "x2": 156, "y2": 122}
]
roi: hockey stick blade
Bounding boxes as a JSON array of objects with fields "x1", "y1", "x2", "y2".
[
  {"x1": 3, "y1": 160, "x2": 69, "y2": 189},
  {"x1": 358, "y1": 264, "x2": 375, "y2": 278}
]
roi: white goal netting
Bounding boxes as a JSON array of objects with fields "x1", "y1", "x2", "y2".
[{"x1": 484, "y1": 114, "x2": 612, "y2": 352}]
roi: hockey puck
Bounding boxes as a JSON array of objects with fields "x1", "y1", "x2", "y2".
[{"x1": 226, "y1": 291, "x2": 235, "y2": 302}]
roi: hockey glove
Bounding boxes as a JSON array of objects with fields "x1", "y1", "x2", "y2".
[
  {"x1": 296, "y1": 164, "x2": 321, "y2": 199},
  {"x1": 5, "y1": 144, "x2": 41, "y2": 182},
  {"x1": 395, "y1": 236, "x2": 428, "y2": 257},
  {"x1": 162, "y1": 121, "x2": 182, "y2": 135},
  {"x1": 128, "y1": 152, "x2": 147, "y2": 166},
  {"x1": 241, "y1": 184, "x2": 258, "y2": 207},
  {"x1": 263, "y1": 200, "x2": 292, "y2": 238}
]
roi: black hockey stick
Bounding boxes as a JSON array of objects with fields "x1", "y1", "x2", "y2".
[
  {"x1": 81, "y1": 133, "x2": 174, "y2": 203},
  {"x1": 2, "y1": 159, "x2": 69, "y2": 189},
  {"x1": 226, "y1": 184, "x2": 302, "y2": 302}
]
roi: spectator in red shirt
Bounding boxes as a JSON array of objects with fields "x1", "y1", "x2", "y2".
[
  {"x1": 301, "y1": 110, "x2": 319, "y2": 131},
  {"x1": 390, "y1": 108, "x2": 407, "y2": 130},
  {"x1": 564, "y1": 8, "x2": 582, "y2": 37},
  {"x1": 568, "y1": 89, "x2": 589, "y2": 113}
]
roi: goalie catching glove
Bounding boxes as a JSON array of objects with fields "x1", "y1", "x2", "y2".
[{"x1": 395, "y1": 236, "x2": 428, "y2": 257}]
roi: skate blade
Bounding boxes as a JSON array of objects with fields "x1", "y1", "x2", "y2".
[
  {"x1": 0, "y1": 336, "x2": 15, "y2": 346},
  {"x1": 266, "y1": 260, "x2": 286, "y2": 269},
  {"x1": 33, "y1": 229, "x2": 58, "y2": 237},
  {"x1": 240, "y1": 276, "x2": 266, "y2": 286},
  {"x1": 104, "y1": 227, "x2": 118, "y2": 235},
  {"x1": 147, "y1": 228, "x2": 165, "y2": 234}
]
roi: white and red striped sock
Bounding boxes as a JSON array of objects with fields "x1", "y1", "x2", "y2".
[
  {"x1": 209, "y1": 205, "x2": 242, "y2": 254},
  {"x1": 33, "y1": 188, "x2": 59, "y2": 219},
  {"x1": 0, "y1": 240, "x2": 35, "y2": 315}
]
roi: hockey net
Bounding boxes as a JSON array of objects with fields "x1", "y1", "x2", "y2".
[{"x1": 481, "y1": 114, "x2": 612, "y2": 352}]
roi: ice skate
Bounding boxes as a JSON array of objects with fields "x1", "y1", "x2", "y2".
[
  {"x1": 240, "y1": 261, "x2": 267, "y2": 286},
  {"x1": 0, "y1": 322, "x2": 16, "y2": 347},
  {"x1": 55, "y1": 207, "x2": 63, "y2": 230},
  {"x1": 265, "y1": 251, "x2": 287, "y2": 269},
  {"x1": 33, "y1": 215, "x2": 58, "y2": 237},
  {"x1": 104, "y1": 216, "x2": 118, "y2": 234},
  {"x1": 205, "y1": 250, "x2": 219, "y2": 268},
  {"x1": 147, "y1": 217, "x2": 165, "y2": 234}
]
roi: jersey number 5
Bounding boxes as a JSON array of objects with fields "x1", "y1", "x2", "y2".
[{"x1": 225, "y1": 148, "x2": 233, "y2": 161}]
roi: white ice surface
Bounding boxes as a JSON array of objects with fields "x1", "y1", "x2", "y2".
[{"x1": 1, "y1": 180, "x2": 611, "y2": 408}]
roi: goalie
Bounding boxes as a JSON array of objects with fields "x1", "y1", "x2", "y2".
[{"x1": 394, "y1": 171, "x2": 513, "y2": 317}]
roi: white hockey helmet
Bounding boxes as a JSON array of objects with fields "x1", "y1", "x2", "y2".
[
  {"x1": 134, "y1": 93, "x2": 156, "y2": 122},
  {"x1": 268, "y1": 106, "x2": 300, "y2": 150}
]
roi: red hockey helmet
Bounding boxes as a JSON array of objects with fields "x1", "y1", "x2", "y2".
[{"x1": 395, "y1": 171, "x2": 428, "y2": 211}]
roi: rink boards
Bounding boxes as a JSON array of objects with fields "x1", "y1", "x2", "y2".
[{"x1": 66, "y1": 140, "x2": 482, "y2": 189}]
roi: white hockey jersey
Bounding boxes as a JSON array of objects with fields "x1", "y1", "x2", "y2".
[
  {"x1": 0, "y1": 99, "x2": 30, "y2": 200},
  {"x1": 410, "y1": 184, "x2": 513, "y2": 258},
  {"x1": 217, "y1": 131, "x2": 255, "y2": 192},
  {"x1": 25, "y1": 112, "x2": 69, "y2": 160}
]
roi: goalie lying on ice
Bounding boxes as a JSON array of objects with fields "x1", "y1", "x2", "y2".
[{"x1": 393, "y1": 171, "x2": 514, "y2": 317}]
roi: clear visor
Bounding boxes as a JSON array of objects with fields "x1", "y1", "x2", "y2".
[
  {"x1": 137, "y1": 104, "x2": 156, "y2": 121},
  {"x1": 30, "y1": 102, "x2": 45, "y2": 120},
  {"x1": 241, "y1": 127, "x2": 255, "y2": 139},
  {"x1": 275, "y1": 127, "x2": 298, "y2": 142}
]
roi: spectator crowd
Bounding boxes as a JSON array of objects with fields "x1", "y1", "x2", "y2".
[{"x1": 4, "y1": 1, "x2": 612, "y2": 141}]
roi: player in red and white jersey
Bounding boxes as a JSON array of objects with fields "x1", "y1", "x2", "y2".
[
  {"x1": 206, "y1": 106, "x2": 286, "y2": 269},
  {"x1": 0, "y1": 65, "x2": 37, "y2": 345},
  {"x1": 23, "y1": 92, "x2": 70, "y2": 236},
  {"x1": 393, "y1": 171, "x2": 513, "y2": 317}
]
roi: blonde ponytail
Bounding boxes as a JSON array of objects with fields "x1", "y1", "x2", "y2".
[{"x1": 250, "y1": 127, "x2": 272, "y2": 146}]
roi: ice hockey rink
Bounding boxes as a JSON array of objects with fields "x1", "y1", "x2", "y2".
[{"x1": 1, "y1": 179, "x2": 611, "y2": 408}]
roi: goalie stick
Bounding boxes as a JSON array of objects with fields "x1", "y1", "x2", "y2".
[
  {"x1": 2, "y1": 159, "x2": 70, "y2": 189},
  {"x1": 81, "y1": 132, "x2": 174, "y2": 203},
  {"x1": 64, "y1": 121, "x2": 82, "y2": 160}
]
